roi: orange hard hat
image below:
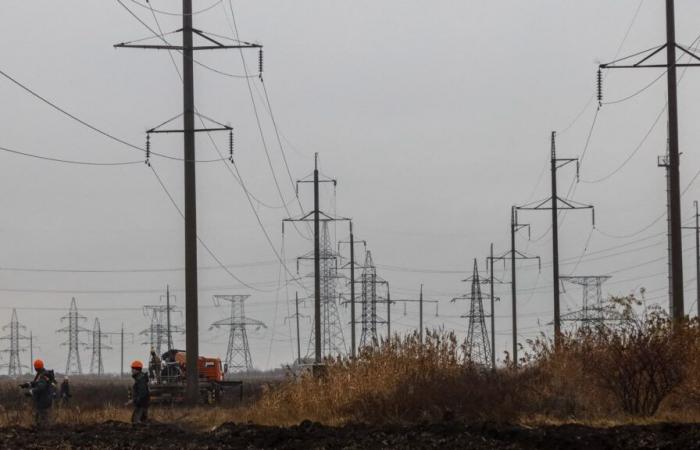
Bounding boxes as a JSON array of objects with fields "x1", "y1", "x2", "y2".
[
  {"x1": 33, "y1": 359, "x2": 44, "y2": 370},
  {"x1": 131, "y1": 360, "x2": 143, "y2": 370}
]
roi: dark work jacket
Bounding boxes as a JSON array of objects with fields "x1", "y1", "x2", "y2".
[
  {"x1": 132, "y1": 371, "x2": 150, "y2": 407},
  {"x1": 60, "y1": 380, "x2": 71, "y2": 398},
  {"x1": 30, "y1": 370, "x2": 53, "y2": 410}
]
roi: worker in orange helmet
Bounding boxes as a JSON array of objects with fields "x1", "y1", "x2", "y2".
[
  {"x1": 125, "y1": 360, "x2": 150, "y2": 424},
  {"x1": 19, "y1": 359, "x2": 55, "y2": 428}
]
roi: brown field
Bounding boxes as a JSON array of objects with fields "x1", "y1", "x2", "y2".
[{"x1": 2, "y1": 305, "x2": 700, "y2": 448}]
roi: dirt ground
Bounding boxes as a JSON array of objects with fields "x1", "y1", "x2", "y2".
[{"x1": 1, "y1": 420, "x2": 700, "y2": 449}]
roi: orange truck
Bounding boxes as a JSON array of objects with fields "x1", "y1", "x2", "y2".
[{"x1": 149, "y1": 349, "x2": 242, "y2": 404}]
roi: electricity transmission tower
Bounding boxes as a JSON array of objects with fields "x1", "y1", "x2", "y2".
[
  {"x1": 141, "y1": 302, "x2": 184, "y2": 356},
  {"x1": 285, "y1": 292, "x2": 309, "y2": 365},
  {"x1": 489, "y1": 208, "x2": 540, "y2": 367},
  {"x1": 517, "y1": 132, "x2": 594, "y2": 346},
  {"x1": 484, "y1": 243, "x2": 508, "y2": 369},
  {"x1": 115, "y1": 0, "x2": 262, "y2": 403},
  {"x1": 560, "y1": 276, "x2": 625, "y2": 327},
  {"x1": 452, "y1": 260, "x2": 491, "y2": 367},
  {"x1": 85, "y1": 318, "x2": 112, "y2": 376},
  {"x1": 301, "y1": 222, "x2": 346, "y2": 358},
  {"x1": 358, "y1": 250, "x2": 383, "y2": 348},
  {"x1": 283, "y1": 154, "x2": 350, "y2": 364},
  {"x1": 598, "y1": 0, "x2": 700, "y2": 322},
  {"x1": 211, "y1": 295, "x2": 266, "y2": 372},
  {"x1": 57, "y1": 298, "x2": 89, "y2": 375},
  {"x1": 0, "y1": 309, "x2": 30, "y2": 376},
  {"x1": 337, "y1": 225, "x2": 365, "y2": 358}
]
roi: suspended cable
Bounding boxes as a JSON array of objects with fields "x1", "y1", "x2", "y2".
[
  {"x1": 143, "y1": 1, "x2": 291, "y2": 210},
  {"x1": 580, "y1": 105, "x2": 665, "y2": 184},
  {"x1": 224, "y1": 1, "x2": 312, "y2": 241},
  {"x1": 128, "y1": 0, "x2": 223, "y2": 16},
  {"x1": 149, "y1": 163, "x2": 277, "y2": 293},
  {"x1": 0, "y1": 145, "x2": 142, "y2": 166},
  {"x1": 0, "y1": 67, "x2": 227, "y2": 163},
  {"x1": 115, "y1": 0, "x2": 256, "y2": 79},
  {"x1": 557, "y1": 0, "x2": 645, "y2": 134}
]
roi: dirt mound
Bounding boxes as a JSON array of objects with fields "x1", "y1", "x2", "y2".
[{"x1": 1, "y1": 420, "x2": 699, "y2": 449}]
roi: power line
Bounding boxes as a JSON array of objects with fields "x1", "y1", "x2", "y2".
[
  {"x1": 223, "y1": 1, "x2": 313, "y2": 241},
  {"x1": 0, "y1": 259, "x2": 283, "y2": 274},
  {"x1": 128, "y1": 0, "x2": 223, "y2": 16},
  {"x1": 141, "y1": 0, "x2": 291, "y2": 211},
  {"x1": 115, "y1": 0, "x2": 255, "y2": 79},
  {"x1": 0, "y1": 145, "x2": 143, "y2": 166},
  {"x1": 0, "y1": 67, "x2": 227, "y2": 163},
  {"x1": 149, "y1": 164, "x2": 276, "y2": 293},
  {"x1": 557, "y1": 0, "x2": 646, "y2": 135},
  {"x1": 119, "y1": 2, "x2": 308, "y2": 294}
]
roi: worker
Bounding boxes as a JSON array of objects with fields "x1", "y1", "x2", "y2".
[
  {"x1": 59, "y1": 377, "x2": 71, "y2": 404},
  {"x1": 19, "y1": 359, "x2": 54, "y2": 427},
  {"x1": 126, "y1": 360, "x2": 150, "y2": 424},
  {"x1": 148, "y1": 349, "x2": 161, "y2": 383}
]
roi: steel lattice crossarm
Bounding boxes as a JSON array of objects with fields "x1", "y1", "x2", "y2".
[
  {"x1": 57, "y1": 298, "x2": 91, "y2": 375},
  {"x1": 599, "y1": 42, "x2": 700, "y2": 70},
  {"x1": 114, "y1": 27, "x2": 262, "y2": 51},
  {"x1": 0, "y1": 309, "x2": 30, "y2": 376},
  {"x1": 558, "y1": 276, "x2": 628, "y2": 326},
  {"x1": 451, "y1": 259, "x2": 492, "y2": 367},
  {"x1": 210, "y1": 295, "x2": 266, "y2": 373}
]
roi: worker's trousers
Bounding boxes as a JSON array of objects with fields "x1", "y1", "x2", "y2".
[
  {"x1": 131, "y1": 406, "x2": 149, "y2": 424},
  {"x1": 34, "y1": 408, "x2": 50, "y2": 428}
]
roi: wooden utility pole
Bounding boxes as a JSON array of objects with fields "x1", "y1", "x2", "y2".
[
  {"x1": 665, "y1": 0, "x2": 684, "y2": 321},
  {"x1": 419, "y1": 284, "x2": 423, "y2": 343},
  {"x1": 115, "y1": 0, "x2": 261, "y2": 401},
  {"x1": 181, "y1": 0, "x2": 199, "y2": 403},
  {"x1": 120, "y1": 324, "x2": 124, "y2": 377},
  {"x1": 683, "y1": 201, "x2": 700, "y2": 313},
  {"x1": 313, "y1": 155, "x2": 322, "y2": 364},
  {"x1": 295, "y1": 293, "x2": 301, "y2": 364},
  {"x1": 489, "y1": 209, "x2": 539, "y2": 367},
  {"x1": 518, "y1": 134, "x2": 593, "y2": 348},
  {"x1": 391, "y1": 285, "x2": 439, "y2": 344},
  {"x1": 599, "y1": 0, "x2": 700, "y2": 322},
  {"x1": 349, "y1": 223, "x2": 356, "y2": 356}
]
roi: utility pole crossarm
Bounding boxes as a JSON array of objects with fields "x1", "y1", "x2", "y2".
[
  {"x1": 599, "y1": 43, "x2": 700, "y2": 69},
  {"x1": 116, "y1": 1, "x2": 263, "y2": 401},
  {"x1": 598, "y1": 0, "x2": 691, "y2": 322}
]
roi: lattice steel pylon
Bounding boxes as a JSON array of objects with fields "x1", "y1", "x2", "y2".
[
  {"x1": 560, "y1": 276, "x2": 626, "y2": 326},
  {"x1": 85, "y1": 318, "x2": 112, "y2": 376},
  {"x1": 452, "y1": 260, "x2": 491, "y2": 366},
  {"x1": 141, "y1": 303, "x2": 183, "y2": 355},
  {"x1": 210, "y1": 295, "x2": 266, "y2": 372},
  {"x1": 0, "y1": 309, "x2": 30, "y2": 376},
  {"x1": 359, "y1": 250, "x2": 382, "y2": 348},
  {"x1": 303, "y1": 222, "x2": 347, "y2": 358},
  {"x1": 57, "y1": 298, "x2": 89, "y2": 375}
]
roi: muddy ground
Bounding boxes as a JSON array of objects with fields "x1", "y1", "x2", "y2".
[{"x1": 1, "y1": 421, "x2": 700, "y2": 449}]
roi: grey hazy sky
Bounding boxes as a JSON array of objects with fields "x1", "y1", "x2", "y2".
[{"x1": 1, "y1": 0, "x2": 700, "y2": 373}]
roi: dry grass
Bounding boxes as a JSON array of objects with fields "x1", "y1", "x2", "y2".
[
  {"x1": 3, "y1": 304, "x2": 700, "y2": 429},
  {"x1": 246, "y1": 331, "x2": 523, "y2": 426}
]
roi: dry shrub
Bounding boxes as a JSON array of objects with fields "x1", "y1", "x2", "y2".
[
  {"x1": 519, "y1": 332, "x2": 614, "y2": 419},
  {"x1": 246, "y1": 331, "x2": 523, "y2": 425},
  {"x1": 524, "y1": 300, "x2": 697, "y2": 418}
]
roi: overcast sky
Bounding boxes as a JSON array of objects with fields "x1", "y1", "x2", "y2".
[{"x1": 1, "y1": 0, "x2": 700, "y2": 374}]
